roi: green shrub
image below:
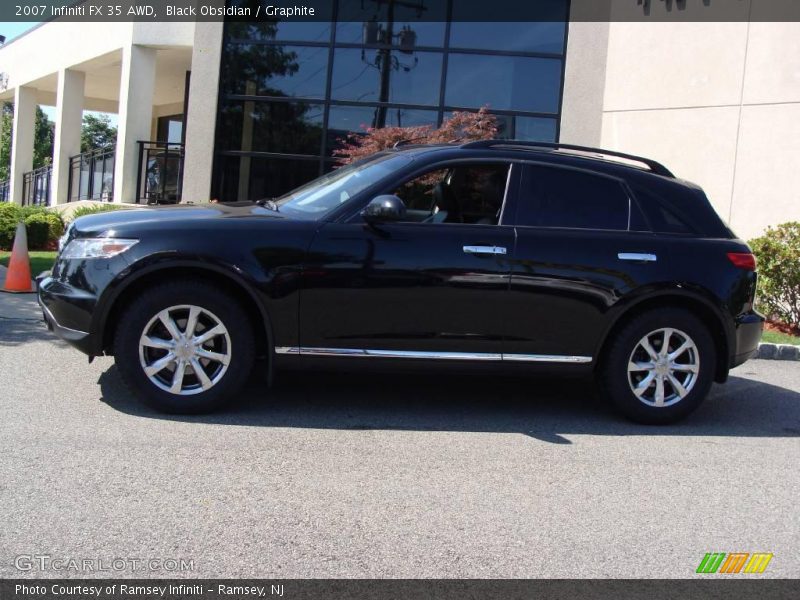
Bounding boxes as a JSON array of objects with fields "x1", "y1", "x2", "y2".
[
  {"x1": 23, "y1": 212, "x2": 52, "y2": 249},
  {"x1": 23, "y1": 211, "x2": 63, "y2": 250},
  {"x1": 68, "y1": 203, "x2": 127, "y2": 221},
  {"x1": 749, "y1": 222, "x2": 800, "y2": 327},
  {"x1": 0, "y1": 204, "x2": 64, "y2": 250},
  {"x1": 0, "y1": 203, "x2": 23, "y2": 249}
]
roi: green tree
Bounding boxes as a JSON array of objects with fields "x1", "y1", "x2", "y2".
[
  {"x1": 80, "y1": 113, "x2": 117, "y2": 153},
  {"x1": 0, "y1": 104, "x2": 54, "y2": 176},
  {"x1": 0, "y1": 103, "x2": 12, "y2": 181},
  {"x1": 33, "y1": 106, "x2": 54, "y2": 169}
]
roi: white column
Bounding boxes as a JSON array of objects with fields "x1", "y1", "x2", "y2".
[
  {"x1": 51, "y1": 69, "x2": 85, "y2": 205},
  {"x1": 182, "y1": 21, "x2": 224, "y2": 202},
  {"x1": 113, "y1": 44, "x2": 156, "y2": 204},
  {"x1": 9, "y1": 86, "x2": 37, "y2": 205}
]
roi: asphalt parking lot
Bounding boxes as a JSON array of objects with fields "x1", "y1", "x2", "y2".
[{"x1": 1, "y1": 293, "x2": 798, "y2": 579}]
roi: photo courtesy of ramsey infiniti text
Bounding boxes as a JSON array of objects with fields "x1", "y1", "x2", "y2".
[{"x1": 38, "y1": 141, "x2": 764, "y2": 424}]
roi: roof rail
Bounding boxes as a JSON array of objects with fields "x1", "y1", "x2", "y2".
[
  {"x1": 393, "y1": 137, "x2": 427, "y2": 149},
  {"x1": 460, "y1": 140, "x2": 675, "y2": 178}
]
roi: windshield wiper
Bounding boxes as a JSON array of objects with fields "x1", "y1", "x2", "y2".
[{"x1": 255, "y1": 198, "x2": 279, "y2": 212}]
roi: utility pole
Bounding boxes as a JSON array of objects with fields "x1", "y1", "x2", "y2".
[
  {"x1": 372, "y1": 0, "x2": 395, "y2": 128},
  {"x1": 365, "y1": 0, "x2": 423, "y2": 129}
]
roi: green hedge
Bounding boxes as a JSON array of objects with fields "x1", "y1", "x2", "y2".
[
  {"x1": 67, "y1": 203, "x2": 127, "y2": 222},
  {"x1": 750, "y1": 222, "x2": 800, "y2": 327},
  {"x1": 0, "y1": 203, "x2": 65, "y2": 250}
]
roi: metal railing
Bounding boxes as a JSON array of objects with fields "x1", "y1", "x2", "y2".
[
  {"x1": 21, "y1": 165, "x2": 52, "y2": 206},
  {"x1": 136, "y1": 141, "x2": 184, "y2": 204},
  {"x1": 0, "y1": 179, "x2": 9, "y2": 202},
  {"x1": 68, "y1": 145, "x2": 115, "y2": 202}
]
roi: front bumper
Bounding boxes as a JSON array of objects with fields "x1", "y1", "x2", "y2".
[
  {"x1": 731, "y1": 310, "x2": 765, "y2": 368},
  {"x1": 38, "y1": 275, "x2": 99, "y2": 356}
]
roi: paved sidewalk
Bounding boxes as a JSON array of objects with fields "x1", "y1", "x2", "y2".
[
  {"x1": 1, "y1": 318, "x2": 798, "y2": 578},
  {"x1": 0, "y1": 265, "x2": 39, "y2": 321}
]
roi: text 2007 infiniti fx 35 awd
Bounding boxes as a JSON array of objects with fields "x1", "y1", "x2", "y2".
[{"x1": 38, "y1": 141, "x2": 763, "y2": 423}]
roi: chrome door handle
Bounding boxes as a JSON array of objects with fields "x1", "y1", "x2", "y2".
[
  {"x1": 463, "y1": 245, "x2": 507, "y2": 255},
  {"x1": 618, "y1": 252, "x2": 657, "y2": 262}
]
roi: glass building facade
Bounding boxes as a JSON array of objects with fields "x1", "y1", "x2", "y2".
[{"x1": 212, "y1": 0, "x2": 570, "y2": 202}]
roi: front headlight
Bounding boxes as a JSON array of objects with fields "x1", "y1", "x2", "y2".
[{"x1": 61, "y1": 238, "x2": 139, "y2": 259}]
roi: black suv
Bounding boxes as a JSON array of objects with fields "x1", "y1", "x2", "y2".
[{"x1": 38, "y1": 141, "x2": 763, "y2": 423}]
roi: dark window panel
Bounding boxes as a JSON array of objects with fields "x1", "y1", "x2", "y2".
[
  {"x1": 326, "y1": 105, "x2": 438, "y2": 155},
  {"x1": 217, "y1": 101, "x2": 324, "y2": 155},
  {"x1": 445, "y1": 53, "x2": 562, "y2": 114},
  {"x1": 518, "y1": 166, "x2": 630, "y2": 231},
  {"x1": 220, "y1": 43, "x2": 329, "y2": 99},
  {"x1": 448, "y1": 22, "x2": 566, "y2": 54},
  {"x1": 330, "y1": 48, "x2": 443, "y2": 107},
  {"x1": 513, "y1": 116, "x2": 558, "y2": 142},
  {"x1": 271, "y1": 21, "x2": 333, "y2": 43},
  {"x1": 215, "y1": 155, "x2": 322, "y2": 202},
  {"x1": 336, "y1": 0, "x2": 447, "y2": 47}
]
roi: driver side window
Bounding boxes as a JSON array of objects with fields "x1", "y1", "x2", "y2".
[{"x1": 393, "y1": 163, "x2": 510, "y2": 225}]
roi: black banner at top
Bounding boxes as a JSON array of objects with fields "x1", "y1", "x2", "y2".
[{"x1": 1, "y1": 0, "x2": 800, "y2": 23}]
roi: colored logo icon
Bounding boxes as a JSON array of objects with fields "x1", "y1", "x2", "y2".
[{"x1": 696, "y1": 553, "x2": 773, "y2": 574}]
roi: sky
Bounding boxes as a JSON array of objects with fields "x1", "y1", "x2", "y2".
[
  {"x1": 0, "y1": 22, "x2": 117, "y2": 125},
  {"x1": 0, "y1": 22, "x2": 39, "y2": 43}
]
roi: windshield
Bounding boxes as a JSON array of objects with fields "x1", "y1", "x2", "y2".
[{"x1": 273, "y1": 153, "x2": 413, "y2": 219}]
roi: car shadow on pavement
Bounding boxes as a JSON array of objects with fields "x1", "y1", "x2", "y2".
[
  {"x1": 0, "y1": 317, "x2": 67, "y2": 348},
  {"x1": 97, "y1": 364, "x2": 800, "y2": 444}
]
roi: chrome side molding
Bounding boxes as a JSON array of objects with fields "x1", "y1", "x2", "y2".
[
  {"x1": 503, "y1": 354, "x2": 592, "y2": 364},
  {"x1": 618, "y1": 252, "x2": 657, "y2": 262},
  {"x1": 463, "y1": 245, "x2": 507, "y2": 255},
  {"x1": 275, "y1": 346, "x2": 591, "y2": 364}
]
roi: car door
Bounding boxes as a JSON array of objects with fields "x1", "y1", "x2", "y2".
[
  {"x1": 297, "y1": 161, "x2": 518, "y2": 358},
  {"x1": 504, "y1": 163, "x2": 670, "y2": 361}
]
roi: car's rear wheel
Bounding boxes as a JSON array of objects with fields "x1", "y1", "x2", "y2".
[
  {"x1": 114, "y1": 281, "x2": 255, "y2": 414},
  {"x1": 601, "y1": 308, "x2": 716, "y2": 424}
]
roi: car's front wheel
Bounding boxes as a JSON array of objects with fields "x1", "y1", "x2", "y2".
[
  {"x1": 601, "y1": 308, "x2": 716, "y2": 424},
  {"x1": 114, "y1": 281, "x2": 255, "y2": 414}
]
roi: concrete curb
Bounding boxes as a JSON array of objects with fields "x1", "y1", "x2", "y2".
[{"x1": 756, "y1": 342, "x2": 800, "y2": 361}]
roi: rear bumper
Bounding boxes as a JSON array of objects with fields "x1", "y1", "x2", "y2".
[
  {"x1": 38, "y1": 275, "x2": 99, "y2": 356},
  {"x1": 731, "y1": 310, "x2": 765, "y2": 368}
]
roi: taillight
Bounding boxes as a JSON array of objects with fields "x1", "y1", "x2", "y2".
[{"x1": 727, "y1": 252, "x2": 757, "y2": 271}]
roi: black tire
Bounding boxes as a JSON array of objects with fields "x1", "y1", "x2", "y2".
[
  {"x1": 600, "y1": 308, "x2": 716, "y2": 424},
  {"x1": 113, "y1": 281, "x2": 255, "y2": 414}
]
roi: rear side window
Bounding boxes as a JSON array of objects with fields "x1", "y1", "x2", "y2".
[
  {"x1": 630, "y1": 185, "x2": 697, "y2": 235},
  {"x1": 517, "y1": 165, "x2": 630, "y2": 231}
]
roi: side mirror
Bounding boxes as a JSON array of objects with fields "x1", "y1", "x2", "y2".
[{"x1": 361, "y1": 195, "x2": 407, "y2": 223}]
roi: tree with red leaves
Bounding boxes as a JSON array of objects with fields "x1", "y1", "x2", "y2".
[{"x1": 333, "y1": 106, "x2": 498, "y2": 165}]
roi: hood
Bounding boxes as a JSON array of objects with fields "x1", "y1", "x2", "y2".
[{"x1": 70, "y1": 202, "x2": 283, "y2": 236}]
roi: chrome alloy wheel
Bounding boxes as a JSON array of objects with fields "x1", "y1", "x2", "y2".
[
  {"x1": 627, "y1": 327, "x2": 700, "y2": 408},
  {"x1": 138, "y1": 305, "x2": 232, "y2": 396}
]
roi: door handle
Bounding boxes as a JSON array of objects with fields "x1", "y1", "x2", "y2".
[
  {"x1": 463, "y1": 245, "x2": 507, "y2": 255},
  {"x1": 618, "y1": 252, "x2": 657, "y2": 262}
]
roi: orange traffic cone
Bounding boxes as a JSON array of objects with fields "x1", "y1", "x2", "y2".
[{"x1": 2, "y1": 221, "x2": 33, "y2": 293}]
